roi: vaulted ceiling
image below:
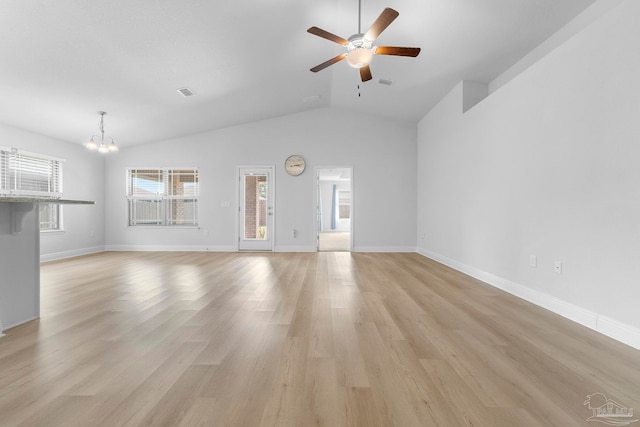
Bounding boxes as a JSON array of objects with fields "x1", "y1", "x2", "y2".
[{"x1": 0, "y1": 0, "x2": 597, "y2": 147}]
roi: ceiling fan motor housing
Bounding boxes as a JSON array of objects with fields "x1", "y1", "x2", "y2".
[
  {"x1": 346, "y1": 34, "x2": 373, "y2": 68},
  {"x1": 347, "y1": 34, "x2": 372, "y2": 51}
]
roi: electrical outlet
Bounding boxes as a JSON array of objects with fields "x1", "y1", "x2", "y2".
[
  {"x1": 529, "y1": 254, "x2": 537, "y2": 268},
  {"x1": 554, "y1": 261, "x2": 562, "y2": 274}
]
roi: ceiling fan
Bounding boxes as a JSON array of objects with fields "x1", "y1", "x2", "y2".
[{"x1": 307, "y1": 0, "x2": 421, "y2": 82}]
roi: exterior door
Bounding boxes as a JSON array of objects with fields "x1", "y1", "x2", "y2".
[{"x1": 238, "y1": 167, "x2": 274, "y2": 251}]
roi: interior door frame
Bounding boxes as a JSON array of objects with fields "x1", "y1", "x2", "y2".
[
  {"x1": 237, "y1": 165, "x2": 275, "y2": 251},
  {"x1": 315, "y1": 166, "x2": 354, "y2": 252}
]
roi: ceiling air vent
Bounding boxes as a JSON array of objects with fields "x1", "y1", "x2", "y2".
[{"x1": 177, "y1": 87, "x2": 195, "y2": 97}]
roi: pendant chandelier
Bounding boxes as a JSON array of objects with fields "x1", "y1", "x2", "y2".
[{"x1": 86, "y1": 111, "x2": 118, "y2": 153}]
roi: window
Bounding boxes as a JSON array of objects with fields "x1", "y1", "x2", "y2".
[
  {"x1": 0, "y1": 147, "x2": 63, "y2": 198},
  {"x1": 127, "y1": 168, "x2": 199, "y2": 226},
  {"x1": 40, "y1": 204, "x2": 62, "y2": 231},
  {"x1": 338, "y1": 190, "x2": 351, "y2": 219},
  {"x1": 0, "y1": 147, "x2": 65, "y2": 232}
]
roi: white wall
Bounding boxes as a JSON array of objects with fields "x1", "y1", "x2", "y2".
[
  {"x1": 417, "y1": 0, "x2": 640, "y2": 347},
  {"x1": 0, "y1": 123, "x2": 106, "y2": 260},
  {"x1": 104, "y1": 108, "x2": 417, "y2": 252}
]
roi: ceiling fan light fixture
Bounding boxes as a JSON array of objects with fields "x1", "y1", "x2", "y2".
[
  {"x1": 346, "y1": 47, "x2": 373, "y2": 68},
  {"x1": 307, "y1": 5, "x2": 418, "y2": 82},
  {"x1": 346, "y1": 34, "x2": 373, "y2": 68}
]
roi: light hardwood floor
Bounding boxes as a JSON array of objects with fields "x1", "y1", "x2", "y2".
[
  {"x1": 0, "y1": 252, "x2": 638, "y2": 426},
  {"x1": 318, "y1": 232, "x2": 351, "y2": 252}
]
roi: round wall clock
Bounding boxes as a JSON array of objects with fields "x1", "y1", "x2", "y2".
[{"x1": 285, "y1": 155, "x2": 306, "y2": 176}]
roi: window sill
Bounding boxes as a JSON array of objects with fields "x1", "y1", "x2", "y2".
[{"x1": 40, "y1": 230, "x2": 65, "y2": 235}]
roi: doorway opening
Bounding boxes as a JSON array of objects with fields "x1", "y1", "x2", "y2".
[{"x1": 316, "y1": 167, "x2": 352, "y2": 252}]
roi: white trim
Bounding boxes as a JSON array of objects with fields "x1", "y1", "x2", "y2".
[
  {"x1": 354, "y1": 246, "x2": 417, "y2": 253},
  {"x1": 237, "y1": 166, "x2": 275, "y2": 252},
  {"x1": 275, "y1": 245, "x2": 317, "y2": 253},
  {"x1": 40, "y1": 230, "x2": 65, "y2": 235},
  {"x1": 40, "y1": 246, "x2": 105, "y2": 262},
  {"x1": 105, "y1": 245, "x2": 418, "y2": 254},
  {"x1": 0, "y1": 146, "x2": 66, "y2": 162},
  {"x1": 315, "y1": 165, "x2": 354, "y2": 252},
  {"x1": 597, "y1": 316, "x2": 640, "y2": 350},
  {"x1": 125, "y1": 226, "x2": 200, "y2": 231},
  {"x1": 104, "y1": 245, "x2": 236, "y2": 252},
  {"x1": 1, "y1": 316, "x2": 38, "y2": 332},
  {"x1": 417, "y1": 247, "x2": 640, "y2": 350}
]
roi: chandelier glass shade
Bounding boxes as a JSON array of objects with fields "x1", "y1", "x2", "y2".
[{"x1": 86, "y1": 111, "x2": 118, "y2": 153}]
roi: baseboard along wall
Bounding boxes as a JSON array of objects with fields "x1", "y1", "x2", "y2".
[{"x1": 417, "y1": 248, "x2": 640, "y2": 351}]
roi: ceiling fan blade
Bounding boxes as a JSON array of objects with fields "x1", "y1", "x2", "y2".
[
  {"x1": 374, "y1": 46, "x2": 421, "y2": 57},
  {"x1": 364, "y1": 8, "x2": 399, "y2": 42},
  {"x1": 307, "y1": 26, "x2": 349, "y2": 46},
  {"x1": 360, "y1": 65, "x2": 372, "y2": 82},
  {"x1": 310, "y1": 54, "x2": 347, "y2": 73}
]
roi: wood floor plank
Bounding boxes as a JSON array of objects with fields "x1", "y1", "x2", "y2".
[{"x1": 0, "y1": 251, "x2": 637, "y2": 426}]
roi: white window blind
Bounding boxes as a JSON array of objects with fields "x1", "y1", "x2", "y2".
[
  {"x1": 339, "y1": 190, "x2": 351, "y2": 219},
  {"x1": 127, "y1": 168, "x2": 199, "y2": 226},
  {"x1": 0, "y1": 147, "x2": 63, "y2": 198}
]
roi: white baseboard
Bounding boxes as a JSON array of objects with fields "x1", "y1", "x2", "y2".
[
  {"x1": 104, "y1": 245, "x2": 236, "y2": 252},
  {"x1": 353, "y1": 246, "x2": 417, "y2": 253},
  {"x1": 96, "y1": 245, "x2": 420, "y2": 254},
  {"x1": 40, "y1": 246, "x2": 105, "y2": 262},
  {"x1": 417, "y1": 248, "x2": 640, "y2": 351},
  {"x1": 275, "y1": 246, "x2": 419, "y2": 253},
  {"x1": 597, "y1": 315, "x2": 640, "y2": 350},
  {"x1": 1, "y1": 316, "x2": 38, "y2": 333},
  {"x1": 275, "y1": 246, "x2": 317, "y2": 252}
]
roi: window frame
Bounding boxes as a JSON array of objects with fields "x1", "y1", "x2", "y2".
[
  {"x1": 126, "y1": 167, "x2": 199, "y2": 228},
  {"x1": 40, "y1": 203, "x2": 63, "y2": 233},
  {"x1": 338, "y1": 189, "x2": 351, "y2": 220}
]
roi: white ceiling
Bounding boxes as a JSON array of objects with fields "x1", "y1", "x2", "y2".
[{"x1": 0, "y1": 0, "x2": 597, "y2": 147}]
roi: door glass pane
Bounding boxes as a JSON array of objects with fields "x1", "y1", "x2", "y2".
[{"x1": 244, "y1": 174, "x2": 268, "y2": 240}]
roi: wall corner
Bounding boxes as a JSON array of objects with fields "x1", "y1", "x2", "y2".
[{"x1": 462, "y1": 81, "x2": 489, "y2": 113}]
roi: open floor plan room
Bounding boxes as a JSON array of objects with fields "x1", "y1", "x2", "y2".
[
  {"x1": 2, "y1": 1, "x2": 640, "y2": 426},
  {"x1": 0, "y1": 252, "x2": 638, "y2": 426}
]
